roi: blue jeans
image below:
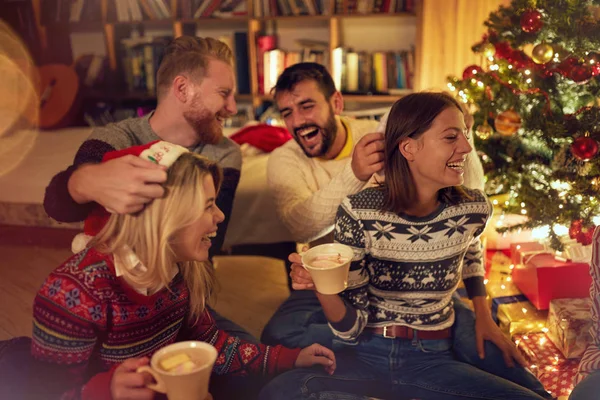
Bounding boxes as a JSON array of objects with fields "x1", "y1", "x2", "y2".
[
  {"x1": 569, "y1": 370, "x2": 600, "y2": 400},
  {"x1": 209, "y1": 306, "x2": 258, "y2": 343},
  {"x1": 260, "y1": 333, "x2": 549, "y2": 400},
  {"x1": 261, "y1": 292, "x2": 552, "y2": 399}
]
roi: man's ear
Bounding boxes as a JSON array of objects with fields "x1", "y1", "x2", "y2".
[
  {"x1": 331, "y1": 91, "x2": 344, "y2": 115},
  {"x1": 398, "y1": 138, "x2": 417, "y2": 161},
  {"x1": 173, "y1": 75, "x2": 189, "y2": 103}
]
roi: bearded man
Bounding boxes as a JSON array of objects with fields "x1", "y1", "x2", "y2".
[{"x1": 44, "y1": 36, "x2": 241, "y2": 258}]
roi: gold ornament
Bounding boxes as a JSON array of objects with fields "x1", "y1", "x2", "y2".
[
  {"x1": 481, "y1": 43, "x2": 496, "y2": 58},
  {"x1": 494, "y1": 110, "x2": 522, "y2": 136},
  {"x1": 531, "y1": 43, "x2": 554, "y2": 64},
  {"x1": 475, "y1": 123, "x2": 494, "y2": 140}
]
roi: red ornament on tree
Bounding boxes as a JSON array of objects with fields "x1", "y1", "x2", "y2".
[
  {"x1": 557, "y1": 57, "x2": 579, "y2": 76},
  {"x1": 462, "y1": 65, "x2": 484, "y2": 80},
  {"x1": 569, "y1": 65, "x2": 592, "y2": 83},
  {"x1": 520, "y1": 9, "x2": 544, "y2": 33},
  {"x1": 494, "y1": 42, "x2": 512, "y2": 59},
  {"x1": 569, "y1": 220, "x2": 595, "y2": 245},
  {"x1": 586, "y1": 52, "x2": 600, "y2": 76},
  {"x1": 571, "y1": 136, "x2": 599, "y2": 161}
]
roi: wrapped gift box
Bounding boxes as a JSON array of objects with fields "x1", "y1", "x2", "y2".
[
  {"x1": 514, "y1": 332, "x2": 579, "y2": 398},
  {"x1": 510, "y1": 241, "x2": 547, "y2": 267},
  {"x1": 547, "y1": 298, "x2": 593, "y2": 359},
  {"x1": 485, "y1": 271, "x2": 547, "y2": 337},
  {"x1": 495, "y1": 299, "x2": 548, "y2": 338},
  {"x1": 512, "y1": 253, "x2": 591, "y2": 310},
  {"x1": 486, "y1": 249, "x2": 513, "y2": 276}
]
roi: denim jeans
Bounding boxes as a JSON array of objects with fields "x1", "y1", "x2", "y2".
[
  {"x1": 261, "y1": 292, "x2": 552, "y2": 399},
  {"x1": 569, "y1": 370, "x2": 600, "y2": 400},
  {"x1": 260, "y1": 333, "x2": 549, "y2": 400},
  {"x1": 209, "y1": 306, "x2": 258, "y2": 343}
]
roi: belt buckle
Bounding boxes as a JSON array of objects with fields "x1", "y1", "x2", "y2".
[{"x1": 382, "y1": 326, "x2": 394, "y2": 339}]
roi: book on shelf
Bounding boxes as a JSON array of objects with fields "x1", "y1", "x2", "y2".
[
  {"x1": 261, "y1": 39, "x2": 329, "y2": 94},
  {"x1": 254, "y1": 0, "x2": 332, "y2": 18},
  {"x1": 334, "y1": 0, "x2": 416, "y2": 15},
  {"x1": 178, "y1": 0, "x2": 247, "y2": 18},
  {"x1": 40, "y1": 0, "x2": 103, "y2": 24},
  {"x1": 217, "y1": 32, "x2": 251, "y2": 94},
  {"x1": 120, "y1": 35, "x2": 171, "y2": 94},
  {"x1": 332, "y1": 46, "x2": 414, "y2": 95}
]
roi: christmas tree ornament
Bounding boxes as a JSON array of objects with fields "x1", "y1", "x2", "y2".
[
  {"x1": 520, "y1": 9, "x2": 544, "y2": 33},
  {"x1": 475, "y1": 123, "x2": 494, "y2": 140},
  {"x1": 557, "y1": 57, "x2": 579, "y2": 76},
  {"x1": 494, "y1": 42, "x2": 512, "y2": 59},
  {"x1": 569, "y1": 65, "x2": 592, "y2": 83},
  {"x1": 481, "y1": 42, "x2": 496, "y2": 58},
  {"x1": 586, "y1": 52, "x2": 600, "y2": 76},
  {"x1": 462, "y1": 65, "x2": 484, "y2": 80},
  {"x1": 571, "y1": 136, "x2": 599, "y2": 161},
  {"x1": 531, "y1": 43, "x2": 554, "y2": 64},
  {"x1": 494, "y1": 110, "x2": 522, "y2": 136},
  {"x1": 569, "y1": 220, "x2": 595, "y2": 245}
]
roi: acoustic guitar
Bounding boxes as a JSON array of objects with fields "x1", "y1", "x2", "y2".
[{"x1": 37, "y1": 63, "x2": 80, "y2": 129}]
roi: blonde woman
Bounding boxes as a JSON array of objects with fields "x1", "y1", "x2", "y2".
[{"x1": 21, "y1": 142, "x2": 335, "y2": 400}]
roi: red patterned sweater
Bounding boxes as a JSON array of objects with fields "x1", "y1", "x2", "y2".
[{"x1": 31, "y1": 248, "x2": 301, "y2": 400}]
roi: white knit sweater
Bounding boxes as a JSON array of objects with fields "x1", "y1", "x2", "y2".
[
  {"x1": 267, "y1": 113, "x2": 485, "y2": 243},
  {"x1": 267, "y1": 117, "x2": 379, "y2": 243}
]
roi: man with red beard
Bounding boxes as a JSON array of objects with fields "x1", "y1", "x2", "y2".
[{"x1": 43, "y1": 36, "x2": 240, "y2": 259}]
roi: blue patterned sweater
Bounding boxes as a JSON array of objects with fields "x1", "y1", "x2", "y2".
[{"x1": 329, "y1": 187, "x2": 492, "y2": 341}]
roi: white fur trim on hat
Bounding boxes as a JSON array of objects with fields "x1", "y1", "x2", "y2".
[
  {"x1": 140, "y1": 141, "x2": 189, "y2": 168},
  {"x1": 72, "y1": 233, "x2": 93, "y2": 254}
]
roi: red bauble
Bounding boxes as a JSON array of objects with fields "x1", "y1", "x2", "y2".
[
  {"x1": 557, "y1": 57, "x2": 579, "y2": 76},
  {"x1": 569, "y1": 220, "x2": 595, "y2": 245},
  {"x1": 494, "y1": 42, "x2": 512, "y2": 59},
  {"x1": 579, "y1": 227, "x2": 595, "y2": 246},
  {"x1": 520, "y1": 9, "x2": 544, "y2": 33},
  {"x1": 570, "y1": 65, "x2": 593, "y2": 83},
  {"x1": 587, "y1": 52, "x2": 600, "y2": 76},
  {"x1": 569, "y1": 219, "x2": 583, "y2": 239},
  {"x1": 463, "y1": 65, "x2": 484, "y2": 80},
  {"x1": 571, "y1": 136, "x2": 599, "y2": 161}
]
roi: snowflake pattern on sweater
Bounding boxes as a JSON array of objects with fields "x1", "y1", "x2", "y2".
[
  {"x1": 31, "y1": 248, "x2": 299, "y2": 400},
  {"x1": 330, "y1": 187, "x2": 492, "y2": 341}
]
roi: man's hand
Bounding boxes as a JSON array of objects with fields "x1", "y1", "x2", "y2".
[
  {"x1": 68, "y1": 156, "x2": 167, "y2": 214},
  {"x1": 351, "y1": 132, "x2": 384, "y2": 182},
  {"x1": 295, "y1": 343, "x2": 336, "y2": 375},
  {"x1": 475, "y1": 314, "x2": 527, "y2": 368},
  {"x1": 111, "y1": 357, "x2": 155, "y2": 400}
]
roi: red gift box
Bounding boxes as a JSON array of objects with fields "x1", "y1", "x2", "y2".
[
  {"x1": 514, "y1": 332, "x2": 579, "y2": 398},
  {"x1": 510, "y1": 241, "x2": 547, "y2": 266},
  {"x1": 512, "y1": 253, "x2": 591, "y2": 310}
]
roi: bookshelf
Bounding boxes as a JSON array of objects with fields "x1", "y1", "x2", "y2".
[{"x1": 33, "y1": 0, "x2": 422, "y2": 112}]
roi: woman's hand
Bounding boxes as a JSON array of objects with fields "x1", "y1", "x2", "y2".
[
  {"x1": 110, "y1": 357, "x2": 155, "y2": 400},
  {"x1": 475, "y1": 314, "x2": 527, "y2": 368},
  {"x1": 295, "y1": 343, "x2": 336, "y2": 375},
  {"x1": 289, "y1": 248, "x2": 314, "y2": 291}
]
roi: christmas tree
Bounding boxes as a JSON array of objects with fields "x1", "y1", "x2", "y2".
[{"x1": 449, "y1": 0, "x2": 600, "y2": 249}]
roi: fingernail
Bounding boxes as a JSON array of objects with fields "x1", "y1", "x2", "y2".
[{"x1": 328, "y1": 360, "x2": 333, "y2": 365}]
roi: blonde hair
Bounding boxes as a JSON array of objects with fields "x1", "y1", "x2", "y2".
[
  {"x1": 91, "y1": 153, "x2": 222, "y2": 322},
  {"x1": 156, "y1": 36, "x2": 233, "y2": 101}
]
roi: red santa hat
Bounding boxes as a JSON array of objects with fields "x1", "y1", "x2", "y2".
[{"x1": 71, "y1": 140, "x2": 189, "y2": 253}]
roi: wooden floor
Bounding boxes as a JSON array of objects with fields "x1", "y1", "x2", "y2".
[{"x1": 0, "y1": 244, "x2": 290, "y2": 341}]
